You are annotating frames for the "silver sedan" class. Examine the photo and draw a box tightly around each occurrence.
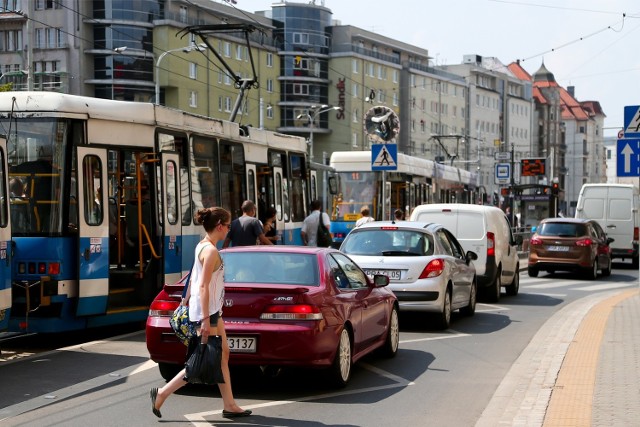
[340,221,478,329]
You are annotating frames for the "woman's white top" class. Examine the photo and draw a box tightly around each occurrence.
[189,241,225,322]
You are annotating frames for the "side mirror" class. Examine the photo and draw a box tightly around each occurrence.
[465,251,478,264]
[606,237,615,245]
[372,274,390,287]
[328,176,338,195]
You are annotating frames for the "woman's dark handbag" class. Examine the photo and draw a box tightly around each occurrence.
[183,335,225,385]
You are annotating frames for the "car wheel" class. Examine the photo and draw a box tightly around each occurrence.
[158,363,182,382]
[506,265,520,296]
[381,306,399,358]
[460,278,477,316]
[528,266,539,277]
[601,257,612,277]
[584,260,598,280]
[485,269,501,303]
[438,287,452,329]
[330,328,352,388]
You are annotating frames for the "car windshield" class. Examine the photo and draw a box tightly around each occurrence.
[538,223,587,237]
[342,229,434,256]
[222,252,319,286]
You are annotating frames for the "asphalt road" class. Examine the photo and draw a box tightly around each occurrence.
[0,262,637,427]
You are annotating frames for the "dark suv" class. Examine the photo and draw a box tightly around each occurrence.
[528,218,613,279]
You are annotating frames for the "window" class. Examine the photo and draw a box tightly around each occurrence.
[352,59,359,74]
[189,63,197,79]
[224,96,232,112]
[266,79,273,93]
[266,52,273,67]
[179,5,187,22]
[189,91,197,108]
[266,105,273,119]
[393,70,398,83]
[236,45,243,60]
[293,33,309,45]
[83,155,103,226]
[352,132,358,148]
[35,28,43,49]
[352,83,359,98]
[293,84,309,95]
[289,154,305,222]
[36,0,61,9]
[223,42,231,57]
[165,160,178,225]
[393,92,398,106]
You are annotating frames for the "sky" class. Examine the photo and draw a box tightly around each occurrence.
[225,0,640,138]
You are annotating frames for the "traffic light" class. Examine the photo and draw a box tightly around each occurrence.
[551,182,559,195]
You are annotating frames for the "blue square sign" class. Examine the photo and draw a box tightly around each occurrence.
[371,143,398,171]
[617,138,640,177]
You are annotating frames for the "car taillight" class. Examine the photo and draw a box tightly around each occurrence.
[260,304,323,320]
[487,232,495,257]
[575,238,593,247]
[419,259,445,279]
[148,300,179,317]
[529,236,543,246]
[634,227,639,241]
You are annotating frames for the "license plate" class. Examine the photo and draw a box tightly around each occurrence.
[547,245,570,252]
[365,269,401,280]
[227,336,257,353]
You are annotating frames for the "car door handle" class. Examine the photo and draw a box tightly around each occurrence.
[606,225,616,228]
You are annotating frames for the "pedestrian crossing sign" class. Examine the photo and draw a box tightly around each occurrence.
[624,105,640,138]
[371,143,397,171]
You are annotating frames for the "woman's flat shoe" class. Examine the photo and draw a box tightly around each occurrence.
[222,409,252,418]
[150,387,162,418]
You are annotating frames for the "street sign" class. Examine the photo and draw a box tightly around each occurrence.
[495,162,510,184]
[623,105,640,138]
[371,143,398,171]
[494,152,511,160]
[617,138,640,177]
[521,158,546,176]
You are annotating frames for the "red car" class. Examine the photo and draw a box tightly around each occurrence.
[146,246,399,387]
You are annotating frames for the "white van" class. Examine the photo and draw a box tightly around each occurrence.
[575,184,639,267]
[410,204,519,301]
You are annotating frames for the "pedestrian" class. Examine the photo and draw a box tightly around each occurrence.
[301,200,331,246]
[222,200,272,247]
[150,207,251,420]
[355,205,375,227]
[262,206,279,244]
[394,209,405,221]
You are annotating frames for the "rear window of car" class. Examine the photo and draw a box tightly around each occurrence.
[342,229,434,256]
[222,252,319,286]
[537,223,587,237]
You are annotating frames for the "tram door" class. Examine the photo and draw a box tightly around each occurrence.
[246,165,258,217]
[0,137,11,330]
[161,153,182,285]
[76,147,109,316]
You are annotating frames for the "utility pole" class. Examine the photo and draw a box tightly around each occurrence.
[510,142,515,226]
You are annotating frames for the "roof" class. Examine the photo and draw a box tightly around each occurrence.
[539,217,591,224]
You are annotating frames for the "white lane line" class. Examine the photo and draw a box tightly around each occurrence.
[526,281,585,289]
[184,364,414,426]
[0,359,157,422]
[400,332,470,345]
[476,303,510,312]
[525,293,567,297]
[573,282,636,292]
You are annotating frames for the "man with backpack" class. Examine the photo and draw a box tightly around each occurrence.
[301,200,332,247]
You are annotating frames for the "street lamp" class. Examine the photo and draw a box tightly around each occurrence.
[112,46,127,99]
[155,43,207,106]
[297,104,341,163]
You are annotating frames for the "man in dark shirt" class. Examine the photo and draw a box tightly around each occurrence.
[223,200,273,247]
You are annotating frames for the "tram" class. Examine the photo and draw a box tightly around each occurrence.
[0,92,318,334]
[329,150,478,246]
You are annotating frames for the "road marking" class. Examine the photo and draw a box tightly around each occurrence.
[572,282,635,292]
[184,363,414,426]
[476,303,510,312]
[400,332,470,345]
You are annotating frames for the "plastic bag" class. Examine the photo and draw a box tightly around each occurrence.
[183,335,225,384]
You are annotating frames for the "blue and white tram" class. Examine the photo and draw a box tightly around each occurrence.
[328,150,477,246]
[0,92,311,333]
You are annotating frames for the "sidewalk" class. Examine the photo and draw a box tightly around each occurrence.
[478,282,640,426]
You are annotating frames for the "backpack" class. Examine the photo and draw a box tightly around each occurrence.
[316,213,332,247]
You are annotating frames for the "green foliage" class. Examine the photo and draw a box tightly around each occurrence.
[0,83,13,92]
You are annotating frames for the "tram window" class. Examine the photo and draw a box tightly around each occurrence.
[83,155,103,226]
[165,160,178,225]
[289,154,305,222]
[275,172,283,221]
[192,136,220,209]
[180,166,191,225]
[0,148,8,227]
[220,142,245,217]
[247,169,256,209]
[310,175,317,202]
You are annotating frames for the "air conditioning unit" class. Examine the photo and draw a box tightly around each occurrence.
[463,54,482,65]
